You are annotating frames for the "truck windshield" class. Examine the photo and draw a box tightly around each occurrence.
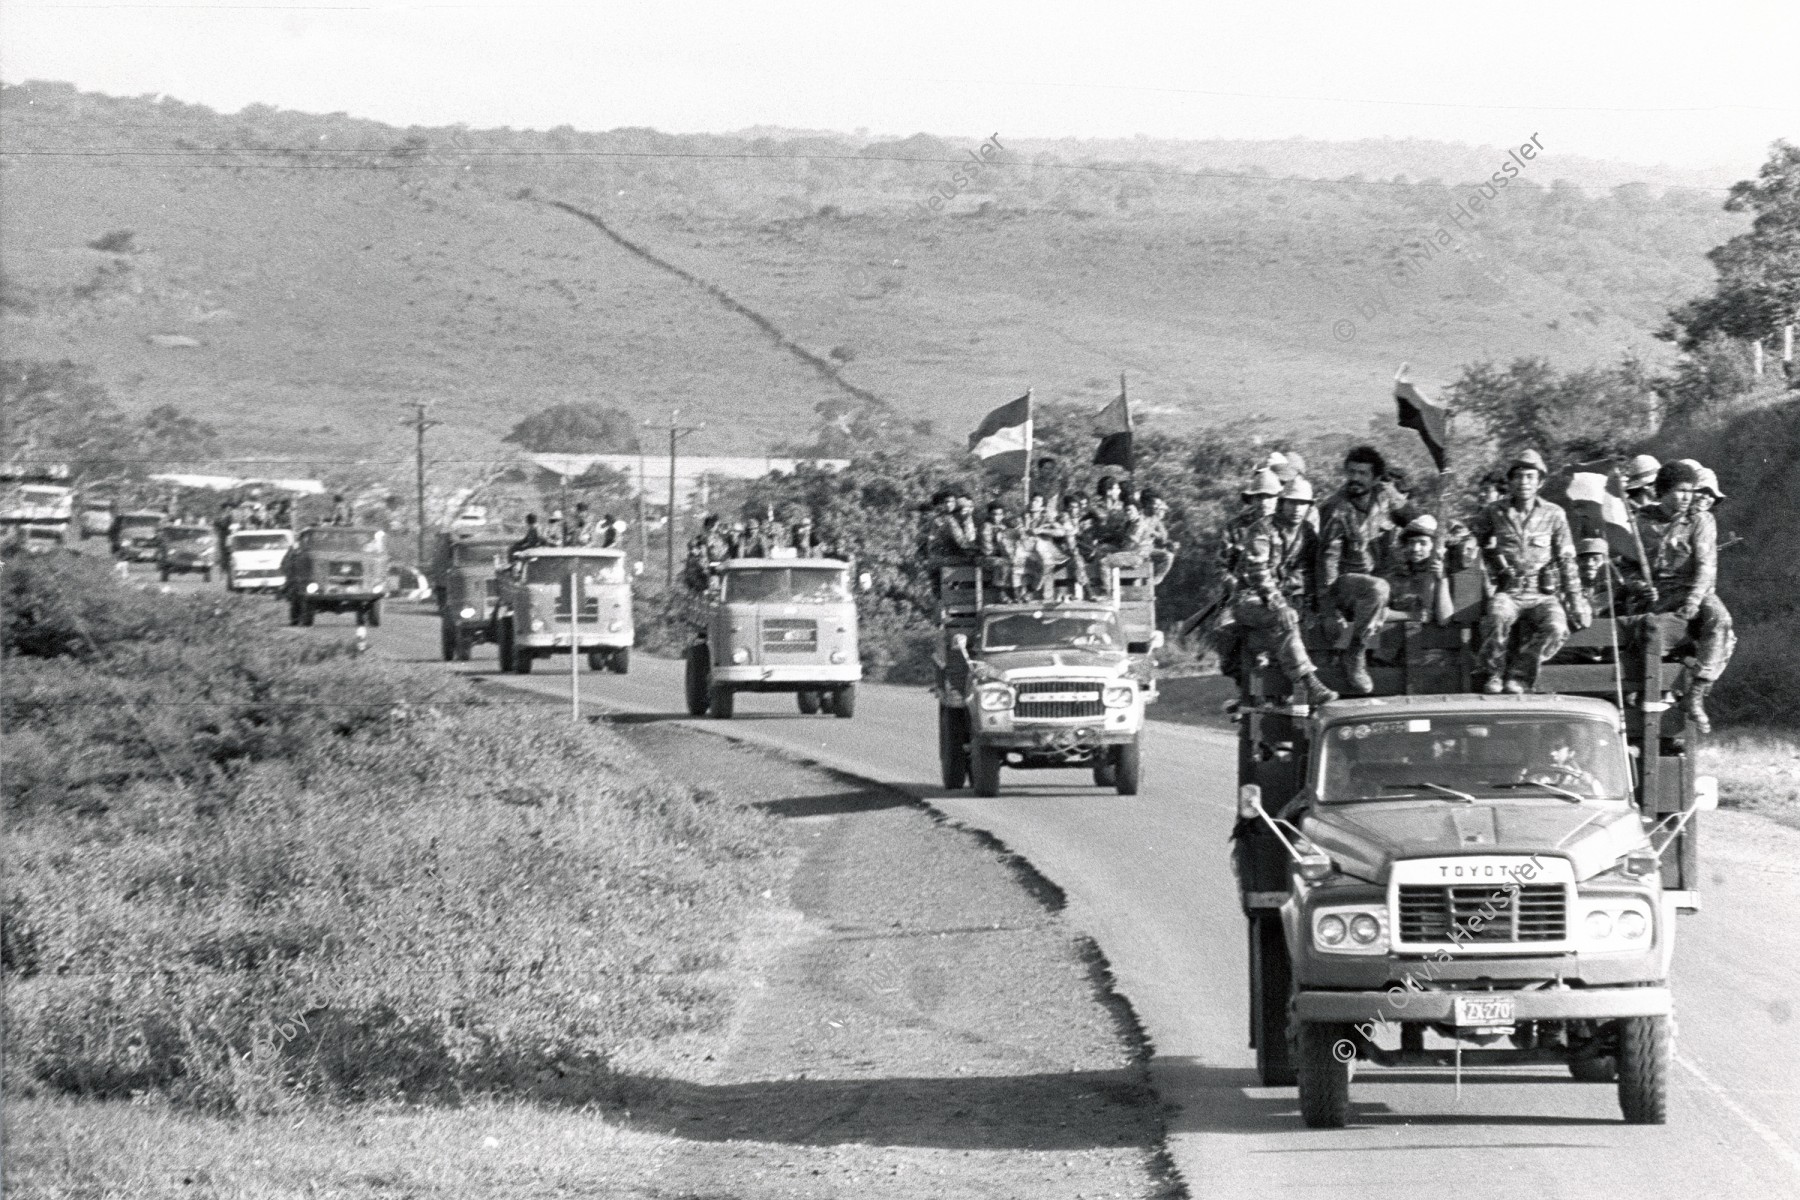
[522,557,625,585]
[230,533,291,551]
[452,542,508,567]
[1317,714,1629,803]
[120,517,161,532]
[723,567,848,603]
[165,529,213,545]
[981,611,1120,651]
[304,530,384,554]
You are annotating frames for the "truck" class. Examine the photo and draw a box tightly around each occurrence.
[493,546,633,675]
[1,481,75,532]
[78,497,115,540]
[933,562,1159,797]
[434,532,512,662]
[283,527,389,626]
[225,527,296,593]
[1232,565,1711,1127]
[156,524,219,581]
[111,511,165,562]
[683,557,863,719]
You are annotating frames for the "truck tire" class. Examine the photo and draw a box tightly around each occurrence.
[202,568,213,583]
[797,689,821,714]
[441,622,456,662]
[608,647,630,675]
[1092,755,1118,788]
[832,684,856,719]
[288,597,302,627]
[710,685,735,719]
[159,567,170,582]
[1114,741,1142,795]
[938,708,970,789]
[1296,1020,1353,1129]
[1617,1016,1670,1124]
[1250,915,1297,1087]
[971,741,1002,797]
[297,602,314,628]
[455,632,472,663]
[586,650,606,671]
[684,646,711,716]
[497,624,514,673]
[512,641,533,675]
[366,600,382,628]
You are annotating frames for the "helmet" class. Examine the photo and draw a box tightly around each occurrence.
[1625,454,1662,490]
[1577,537,1609,556]
[1695,467,1726,500]
[1241,467,1282,497]
[1507,448,1549,477]
[1279,476,1314,503]
[1401,514,1438,539]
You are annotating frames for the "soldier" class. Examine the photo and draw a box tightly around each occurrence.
[1623,460,1734,732]
[790,513,823,556]
[509,513,547,559]
[1690,464,1725,515]
[1141,492,1179,583]
[1215,468,1337,706]
[328,493,354,526]
[976,500,1018,597]
[1470,449,1590,693]
[1575,536,1625,619]
[1623,454,1662,512]
[1317,445,1407,695]
[733,516,770,560]
[598,512,625,548]
[683,514,726,590]
[928,492,977,564]
[564,502,593,546]
[1380,514,1453,626]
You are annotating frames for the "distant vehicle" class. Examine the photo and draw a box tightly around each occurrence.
[78,498,115,540]
[1,482,74,530]
[452,506,489,528]
[157,524,219,582]
[283,527,389,626]
[386,564,433,603]
[226,528,296,593]
[493,546,633,675]
[111,511,166,562]
[434,533,511,662]
[16,523,67,555]
[684,557,863,719]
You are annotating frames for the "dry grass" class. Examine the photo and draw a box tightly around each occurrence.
[1701,729,1800,830]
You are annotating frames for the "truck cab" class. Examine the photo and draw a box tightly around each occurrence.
[683,558,863,719]
[78,498,115,540]
[434,533,511,662]
[111,511,165,562]
[226,528,295,593]
[283,527,388,626]
[934,565,1157,797]
[1234,566,1709,1128]
[493,546,633,675]
[156,524,219,582]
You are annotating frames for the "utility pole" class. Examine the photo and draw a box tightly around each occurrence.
[401,401,441,564]
[642,410,704,588]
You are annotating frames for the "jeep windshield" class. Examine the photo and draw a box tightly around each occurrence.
[229,533,291,551]
[522,556,626,586]
[1317,714,1629,803]
[722,567,848,604]
[981,611,1120,652]
[303,529,384,554]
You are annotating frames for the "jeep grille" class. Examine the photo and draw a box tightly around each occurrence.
[1398,884,1566,943]
[1014,680,1104,721]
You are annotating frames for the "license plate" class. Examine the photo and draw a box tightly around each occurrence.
[1452,995,1514,1026]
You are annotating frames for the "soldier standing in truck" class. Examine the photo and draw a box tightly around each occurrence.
[1317,445,1407,696]
[1470,449,1590,693]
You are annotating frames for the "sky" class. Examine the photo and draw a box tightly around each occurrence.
[3,0,1797,173]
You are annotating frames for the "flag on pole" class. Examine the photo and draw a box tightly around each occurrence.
[1393,364,1449,472]
[968,392,1032,477]
[1094,375,1134,469]
[1566,467,1641,565]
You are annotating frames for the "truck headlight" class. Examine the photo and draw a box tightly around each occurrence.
[1102,685,1135,707]
[977,685,1014,711]
[607,619,622,632]
[732,647,750,664]
[1350,914,1381,945]
[1617,910,1648,940]
[460,606,476,619]
[1312,905,1388,954]
[530,619,545,632]
[829,650,847,664]
[1318,916,1347,946]
[306,582,320,593]
[1577,897,1652,950]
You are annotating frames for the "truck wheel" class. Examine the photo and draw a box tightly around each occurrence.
[512,641,533,675]
[1617,1016,1670,1124]
[440,623,456,662]
[1296,1020,1353,1129]
[202,568,213,583]
[298,602,314,628]
[970,741,1002,797]
[1092,754,1118,788]
[497,624,514,673]
[1250,915,1296,1087]
[832,685,856,719]
[366,600,382,628]
[288,597,302,627]
[1113,741,1142,796]
[1569,1054,1618,1082]
[608,647,630,675]
[159,567,170,582]
[938,708,970,789]
[684,646,711,716]
[455,632,472,663]
[710,685,735,719]
[797,689,821,714]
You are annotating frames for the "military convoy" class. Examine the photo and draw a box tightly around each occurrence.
[684,557,862,718]
[1232,563,1708,1127]
[494,546,634,675]
[156,524,219,581]
[225,528,294,592]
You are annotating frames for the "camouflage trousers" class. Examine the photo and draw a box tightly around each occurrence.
[1216,597,1318,685]
[1655,593,1736,682]
[1478,591,1568,682]
[1327,573,1390,648]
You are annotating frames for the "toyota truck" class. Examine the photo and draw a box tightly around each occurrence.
[1233,566,1709,1128]
[226,528,296,593]
[494,546,633,674]
[684,557,862,718]
[934,564,1157,797]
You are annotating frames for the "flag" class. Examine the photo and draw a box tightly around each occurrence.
[1566,469,1641,565]
[1394,368,1449,472]
[968,392,1032,476]
[1093,376,1133,469]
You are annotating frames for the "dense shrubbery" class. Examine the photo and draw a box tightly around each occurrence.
[2,555,785,1112]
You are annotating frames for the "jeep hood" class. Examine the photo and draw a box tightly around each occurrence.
[1300,801,1651,884]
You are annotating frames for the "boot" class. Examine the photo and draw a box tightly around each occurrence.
[1682,680,1713,734]
[1502,677,1527,694]
[1482,675,1505,695]
[1298,673,1339,707]
[1342,646,1373,696]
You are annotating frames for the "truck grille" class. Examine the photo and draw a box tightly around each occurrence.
[1398,884,1566,943]
[327,560,363,582]
[762,619,817,654]
[1014,680,1104,721]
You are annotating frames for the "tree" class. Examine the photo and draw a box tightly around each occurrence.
[1664,140,1800,352]
[1447,356,1659,466]
[500,403,641,454]
[2,359,221,481]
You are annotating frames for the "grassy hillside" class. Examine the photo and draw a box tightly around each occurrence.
[1,81,1748,475]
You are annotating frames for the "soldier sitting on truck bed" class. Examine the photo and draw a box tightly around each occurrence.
[1620,459,1734,733]
[976,500,1019,599]
[1317,445,1409,696]
[1470,449,1591,693]
[1214,467,1337,707]
[1380,513,1453,627]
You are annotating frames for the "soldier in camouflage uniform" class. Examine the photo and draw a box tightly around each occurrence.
[1317,445,1408,695]
[1382,514,1453,626]
[1470,449,1590,692]
[1215,468,1336,706]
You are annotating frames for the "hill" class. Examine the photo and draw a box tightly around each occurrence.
[0,81,1750,478]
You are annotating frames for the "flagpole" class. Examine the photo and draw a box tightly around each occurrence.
[1022,388,1033,514]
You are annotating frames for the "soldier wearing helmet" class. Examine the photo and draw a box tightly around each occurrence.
[1574,535,1625,619]
[1469,448,1589,693]
[1381,514,1452,625]
[1623,454,1662,512]
[1214,466,1336,707]
[1691,464,1726,514]
[1316,445,1408,694]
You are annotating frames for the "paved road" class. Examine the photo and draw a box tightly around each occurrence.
[296,596,1799,1198]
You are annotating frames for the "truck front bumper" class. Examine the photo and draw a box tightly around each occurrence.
[1296,986,1671,1023]
[520,630,632,650]
[977,724,1139,750]
[713,664,862,685]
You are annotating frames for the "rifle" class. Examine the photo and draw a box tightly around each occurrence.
[1177,583,1234,641]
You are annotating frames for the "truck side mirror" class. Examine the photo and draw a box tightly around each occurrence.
[1692,775,1719,813]
[858,571,872,593]
[1150,630,1166,650]
[632,561,644,577]
[1238,783,1262,820]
